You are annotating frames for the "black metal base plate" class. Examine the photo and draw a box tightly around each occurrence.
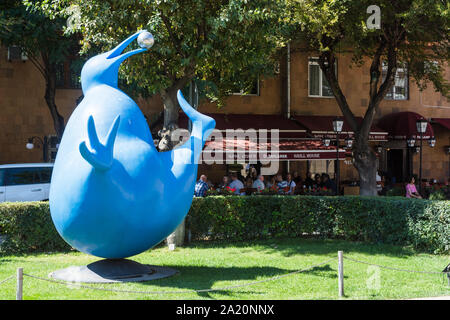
[49,259,178,283]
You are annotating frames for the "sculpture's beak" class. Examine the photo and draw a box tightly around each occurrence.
[106,30,148,64]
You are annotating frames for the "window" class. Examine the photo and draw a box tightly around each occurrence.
[423,60,438,73]
[308,57,336,97]
[55,63,65,88]
[47,135,59,162]
[7,46,28,61]
[56,59,82,89]
[232,78,260,96]
[38,167,53,184]
[4,168,39,186]
[274,61,280,75]
[382,62,408,100]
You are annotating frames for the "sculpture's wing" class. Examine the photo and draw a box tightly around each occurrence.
[79,115,121,171]
[159,90,215,178]
[177,90,215,147]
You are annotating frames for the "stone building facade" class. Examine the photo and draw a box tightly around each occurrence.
[0,45,449,186]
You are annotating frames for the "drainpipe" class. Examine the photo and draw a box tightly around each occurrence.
[285,43,291,174]
[286,42,291,119]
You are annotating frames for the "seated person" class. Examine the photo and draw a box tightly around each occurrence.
[229,173,245,195]
[304,172,314,188]
[322,173,336,194]
[244,177,255,195]
[405,176,422,199]
[194,175,209,197]
[314,173,322,188]
[285,173,296,195]
[218,175,230,190]
[252,175,265,192]
[276,173,288,194]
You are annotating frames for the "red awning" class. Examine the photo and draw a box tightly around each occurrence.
[202,138,346,161]
[178,113,346,161]
[377,112,434,140]
[432,118,450,130]
[292,115,388,141]
[178,113,307,139]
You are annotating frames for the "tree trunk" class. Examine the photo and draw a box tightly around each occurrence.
[158,76,192,151]
[318,38,397,196]
[159,78,192,246]
[158,87,180,151]
[353,136,378,196]
[43,61,65,141]
[160,88,185,245]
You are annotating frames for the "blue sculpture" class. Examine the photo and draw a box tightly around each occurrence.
[49,30,215,259]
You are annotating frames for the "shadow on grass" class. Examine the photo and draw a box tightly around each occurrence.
[138,263,335,298]
[0,236,422,261]
[184,237,417,259]
[301,264,339,279]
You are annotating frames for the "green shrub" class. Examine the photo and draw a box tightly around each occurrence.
[0,202,70,254]
[187,196,449,254]
[386,186,405,197]
[1,197,448,255]
[429,190,446,200]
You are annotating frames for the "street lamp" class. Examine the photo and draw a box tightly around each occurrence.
[406,137,417,178]
[375,145,383,154]
[333,117,344,195]
[333,117,344,133]
[26,136,48,162]
[407,136,416,148]
[323,137,331,147]
[416,118,428,195]
[428,136,436,148]
[345,136,353,149]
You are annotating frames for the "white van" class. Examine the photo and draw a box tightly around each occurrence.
[0,163,53,202]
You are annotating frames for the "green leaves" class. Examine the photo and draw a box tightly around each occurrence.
[0,0,77,66]
[287,0,450,98]
[56,0,287,102]
[0,202,71,254]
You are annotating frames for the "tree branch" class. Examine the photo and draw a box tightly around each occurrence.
[361,41,397,139]
[369,38,386,101]
[27,54,46,79]
[159,10,185,58]
[318,50,358,132]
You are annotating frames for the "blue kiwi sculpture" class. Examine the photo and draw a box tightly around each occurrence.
[49,30,215,259]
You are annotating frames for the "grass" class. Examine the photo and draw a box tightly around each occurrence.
[0,238,449,300]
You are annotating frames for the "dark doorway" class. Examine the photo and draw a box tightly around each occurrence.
[387,149,404,183]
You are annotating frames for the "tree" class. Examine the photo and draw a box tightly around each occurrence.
[288,0,450,195]
[59,0,287,150]
[0,0,79,140]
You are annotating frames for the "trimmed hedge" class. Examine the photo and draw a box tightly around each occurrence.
[0,196,448,255]
[0,202,71,254]
[187,196,450,254]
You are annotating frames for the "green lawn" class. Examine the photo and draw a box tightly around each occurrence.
[0,238,448,300]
